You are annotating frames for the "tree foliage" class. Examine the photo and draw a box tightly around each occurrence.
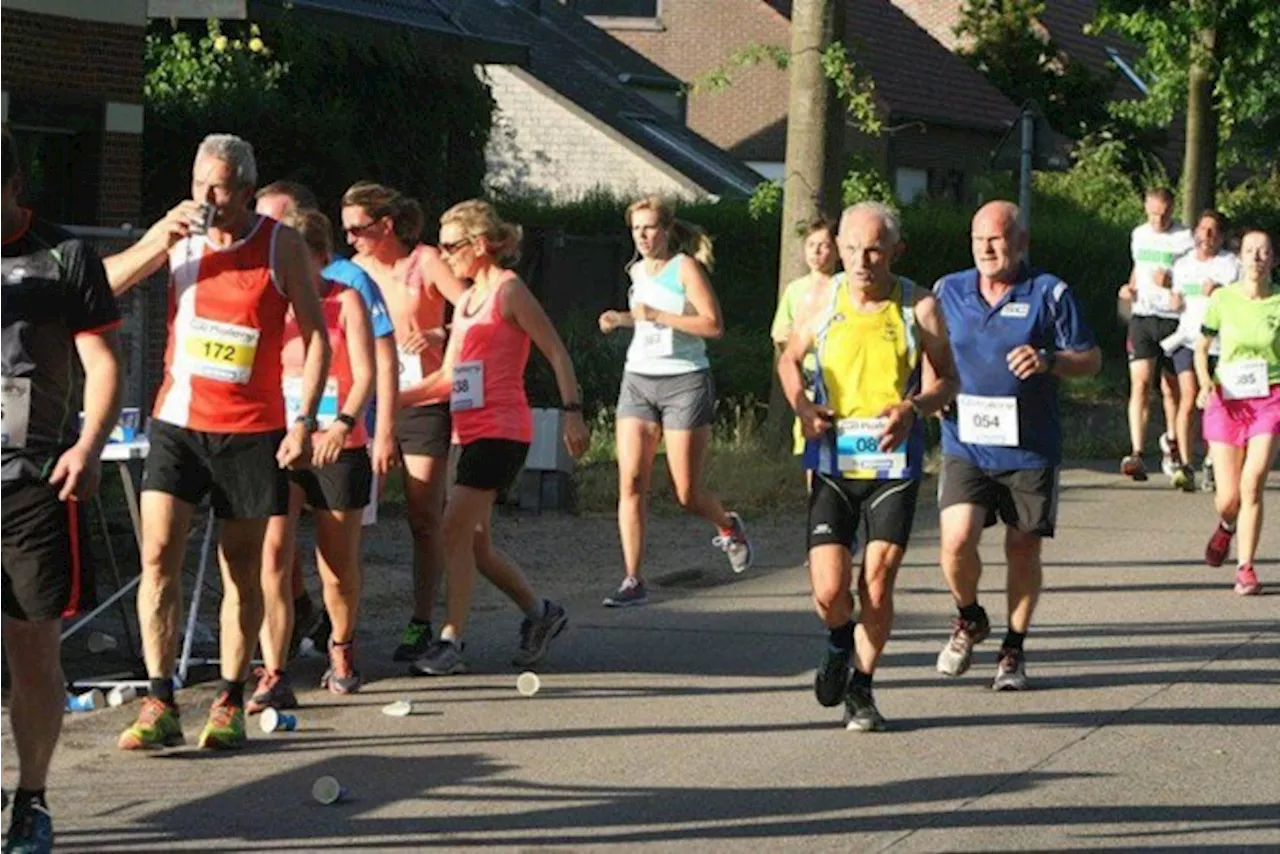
[1092,0,1280,170]
[144,16,493,228]
[956,0,1117,139]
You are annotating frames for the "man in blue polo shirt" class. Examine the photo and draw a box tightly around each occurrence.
[929,201,1101,691]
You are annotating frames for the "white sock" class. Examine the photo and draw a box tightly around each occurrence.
[524,599,548,620]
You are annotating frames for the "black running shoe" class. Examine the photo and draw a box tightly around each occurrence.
[814,644,852,708]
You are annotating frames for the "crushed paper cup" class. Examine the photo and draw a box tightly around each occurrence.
[381,698,413,717]
[260,708,297,733]
[312,776,347,805]
[516,671,541,697]
[107,685,138,707]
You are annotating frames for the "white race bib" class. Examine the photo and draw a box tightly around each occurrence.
[1219,359,1269,401]
[1,377,31,450]
[450,361,485,412]
[177,317,260,384]
[836,417,906,479]
[637,322,674,359]
[398,348,424,391]
[957,394,1019,447]
[283,377,340,429]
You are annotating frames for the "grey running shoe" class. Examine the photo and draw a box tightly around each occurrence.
[245,668,297,714]
[843,686,887,732]
[814,644,852,708]
[321,640,362,695]
[393,619,433,662]
[513,600,569,667]
[936,610,991,676]
[992,647,1029,691]
[712,512,753,574]
[603,577,648,608]
[408,639,466,676]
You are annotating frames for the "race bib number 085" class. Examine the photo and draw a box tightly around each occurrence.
[836,417,906,479]
[957,394,1019,447]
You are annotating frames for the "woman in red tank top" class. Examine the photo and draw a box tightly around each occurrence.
[405,200,590,677]
[255,209,376,709]
[340,182,468,663]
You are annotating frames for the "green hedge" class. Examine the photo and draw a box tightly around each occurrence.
[515,190,1135,412]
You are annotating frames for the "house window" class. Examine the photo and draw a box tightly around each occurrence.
[570,0,658,17]
[894,167,929,205]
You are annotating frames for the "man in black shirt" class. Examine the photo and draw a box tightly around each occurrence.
[1,126,122,853]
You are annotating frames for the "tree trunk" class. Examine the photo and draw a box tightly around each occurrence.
[765,0,846,453]
[1182,18,1218,224]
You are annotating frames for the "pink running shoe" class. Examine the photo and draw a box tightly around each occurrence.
[1234,565,1262,596]
[1205,523,1234,568]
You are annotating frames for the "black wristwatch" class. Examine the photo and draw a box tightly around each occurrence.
[294,414,319,433]
[334,413,357,431]
[562,402,583,413]
[1038,348,1057,374]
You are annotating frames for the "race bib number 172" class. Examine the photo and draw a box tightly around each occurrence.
[179,318,259,384]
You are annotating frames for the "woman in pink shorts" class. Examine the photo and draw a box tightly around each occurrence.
[1195,228,1280,595]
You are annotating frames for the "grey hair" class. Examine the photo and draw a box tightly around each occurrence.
[841,201,902,246]
[195,133,257,188]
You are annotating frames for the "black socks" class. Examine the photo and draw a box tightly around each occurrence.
[1002,630,1026,651]
[149,677,175,706]
[959,601,985,624]
[219,679,244,706]
[828,620,855,651]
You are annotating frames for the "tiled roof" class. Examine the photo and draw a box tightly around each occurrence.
[767,0,1020,132]
[453,0,766,197]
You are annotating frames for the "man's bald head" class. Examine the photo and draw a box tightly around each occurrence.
[971,201,1027,283]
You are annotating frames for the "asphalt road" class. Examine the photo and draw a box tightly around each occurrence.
[5,463,1278,852]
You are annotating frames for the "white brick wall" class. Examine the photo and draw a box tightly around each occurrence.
[482,65,703,201]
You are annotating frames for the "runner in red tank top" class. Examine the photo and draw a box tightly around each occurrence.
[104,134,331,752]
[406,200,589,677]
[341,182,467,663]
[252,209,375,711]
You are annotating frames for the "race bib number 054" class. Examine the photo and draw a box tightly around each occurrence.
[836,417,906,479]
[179,318,259,384]
[957,394,1019,447]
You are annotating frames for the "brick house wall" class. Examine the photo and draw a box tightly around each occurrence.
[483,65,705,201]
[605,0,791,162]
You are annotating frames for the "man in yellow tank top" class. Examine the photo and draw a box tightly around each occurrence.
[778,202,959,731]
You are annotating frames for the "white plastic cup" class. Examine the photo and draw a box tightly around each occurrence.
[298,637,321,659]
[260,708,298,733]
[66,689,104,712]
[87,631,118,654]
[107,685,138,707]
[381,699,413,717]
[516,671,541,697]
[312,776,347,805]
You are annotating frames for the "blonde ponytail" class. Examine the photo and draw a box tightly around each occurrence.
[671,219,714,272]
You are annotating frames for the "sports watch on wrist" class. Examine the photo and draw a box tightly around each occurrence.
[335,413,357,431]
[294,414,318,433]
[1037,348,1057,374]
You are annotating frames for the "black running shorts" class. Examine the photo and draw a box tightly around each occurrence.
[937,454,1060,538]
[455,439,529,493]
[396,403,451,459]
[290,447,373,511]
[807,472,921,552]
[142,420,288,520]
[2,479,93,621]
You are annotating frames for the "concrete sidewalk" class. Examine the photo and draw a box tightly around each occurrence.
[6,464,1279,852]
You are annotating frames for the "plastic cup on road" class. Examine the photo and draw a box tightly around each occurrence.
[107,685,138,707]
[312,776,347,805]
[66,689,104,713]
[260,708,298,734]
[87,631,118,654]
[381,698,413,717]
[516,671,541,697]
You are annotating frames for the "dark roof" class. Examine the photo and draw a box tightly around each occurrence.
[768,0,1020,133]
[451,0,766,197]
[241,0,529,64]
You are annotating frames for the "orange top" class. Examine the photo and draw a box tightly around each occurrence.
[392,244,448,406]
[152,216,290,433]
[447,279,532,446]
[282,280,368,449]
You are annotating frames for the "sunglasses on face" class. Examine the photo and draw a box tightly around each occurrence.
[344,221,379,237]
[439,237,473,255]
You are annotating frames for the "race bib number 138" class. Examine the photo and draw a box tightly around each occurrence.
[450,361,485,412]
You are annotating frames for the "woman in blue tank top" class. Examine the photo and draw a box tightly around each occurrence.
[597,196,753,607]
